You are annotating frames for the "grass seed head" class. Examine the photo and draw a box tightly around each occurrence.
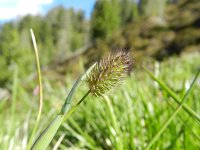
[86,49,133,97]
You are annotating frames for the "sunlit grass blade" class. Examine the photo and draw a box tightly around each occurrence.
[10,65,18,134]
[145,70,200,150]
[143,66,200,123]
[27,29,43,150]
[52,133,65,150]
[104,95,123,150]
[123,90,134,149]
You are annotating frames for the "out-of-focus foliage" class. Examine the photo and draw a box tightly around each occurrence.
[0,23,21,84]
[120,0,139,25]
[0,7,88,85]
[91,0,121,40]
[139,0,167,17]
[87,0,200,66]
[0,0,199,86]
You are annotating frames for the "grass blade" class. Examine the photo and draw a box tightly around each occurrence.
[104,95,123,150]
[145,70,200,150]
[143,67,200,123]
[31,114,64,150]
[27,29,43,150]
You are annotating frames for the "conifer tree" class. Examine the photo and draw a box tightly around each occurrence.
[91,0,121,40]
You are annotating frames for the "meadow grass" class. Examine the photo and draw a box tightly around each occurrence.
[0,52,199,149]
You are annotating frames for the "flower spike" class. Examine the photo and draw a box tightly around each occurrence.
[86,49,133,97]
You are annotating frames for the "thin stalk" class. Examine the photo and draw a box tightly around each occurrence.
[61,63,96,115]
[10,65,18,136]
[145,70,199,150]
[27,29,43,150]
[104,96,123,150]
[76,90,91,105]
[63,90,91,122]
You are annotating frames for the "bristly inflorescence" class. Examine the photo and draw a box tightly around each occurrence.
[86,49,133,97]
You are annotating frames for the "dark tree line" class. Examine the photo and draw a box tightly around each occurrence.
[0,0,177,85]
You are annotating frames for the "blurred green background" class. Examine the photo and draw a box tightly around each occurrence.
[0,0,199,149]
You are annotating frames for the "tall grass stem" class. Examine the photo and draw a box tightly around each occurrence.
[104,96,123,150]
[27,29,43,150]
[10,65,18,137]
[63,90,91,122]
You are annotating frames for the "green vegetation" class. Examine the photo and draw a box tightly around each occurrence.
[0,51,199,149]
[91,0,121,40]
[0,0,200,149]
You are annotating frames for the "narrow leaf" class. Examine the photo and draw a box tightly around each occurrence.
[143,67,200,123]
[145,69,200,150]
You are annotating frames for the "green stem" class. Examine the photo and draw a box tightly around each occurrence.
[76,90,91,105]
[63,90,91,122]
[104,96,123,150]
[10,65,18,136]
[27,29,43,150]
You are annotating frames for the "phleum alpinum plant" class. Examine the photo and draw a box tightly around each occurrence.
[27,30,200,150]
[29,38,133,150]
